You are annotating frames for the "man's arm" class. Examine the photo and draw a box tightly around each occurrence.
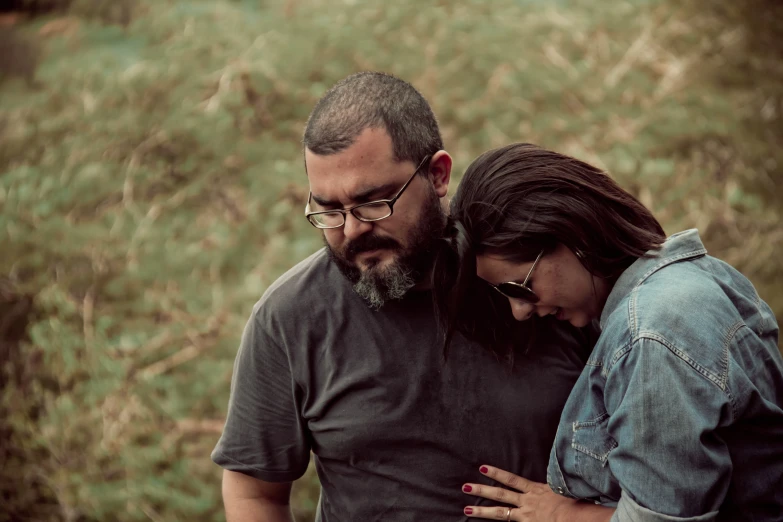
[213,309,311,521]
[222,470,294,522]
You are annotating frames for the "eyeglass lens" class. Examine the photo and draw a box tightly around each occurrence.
[308,201,392,227]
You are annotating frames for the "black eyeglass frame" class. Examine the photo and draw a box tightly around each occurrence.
[488,249,544,303]
[304,155,431,229]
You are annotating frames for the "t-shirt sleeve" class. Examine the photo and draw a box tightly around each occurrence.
[211,306,310,482]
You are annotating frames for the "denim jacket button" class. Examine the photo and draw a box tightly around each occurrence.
[557,487,564,494]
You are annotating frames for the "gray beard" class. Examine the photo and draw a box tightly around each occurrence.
[351,260,416,310]
[325,182,447,310]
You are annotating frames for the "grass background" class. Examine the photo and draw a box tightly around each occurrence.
[1,0,780,520]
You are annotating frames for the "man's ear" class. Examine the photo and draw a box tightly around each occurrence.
[427,150,452,198]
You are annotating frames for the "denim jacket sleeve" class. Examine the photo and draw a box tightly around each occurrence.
[604,337,731,521]
[611,492,718,522]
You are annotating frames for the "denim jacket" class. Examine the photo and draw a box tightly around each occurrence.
[546,229,783,521]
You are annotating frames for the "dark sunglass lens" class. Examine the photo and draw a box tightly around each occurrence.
[497,283,539,303]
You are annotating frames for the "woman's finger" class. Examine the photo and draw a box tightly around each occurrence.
[479,465,537,493]
[464,505,516,520]
[462,483,523,505]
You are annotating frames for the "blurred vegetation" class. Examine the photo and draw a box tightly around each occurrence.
[0,0,780,520]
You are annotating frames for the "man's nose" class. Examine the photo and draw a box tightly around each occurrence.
[343,213,373,241]
[508,299,535,322]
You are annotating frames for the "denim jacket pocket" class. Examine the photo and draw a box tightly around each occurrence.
[571,412,622,500]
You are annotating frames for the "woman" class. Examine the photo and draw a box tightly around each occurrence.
[435,143,783,521]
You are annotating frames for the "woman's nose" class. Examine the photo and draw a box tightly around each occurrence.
[508,299,535,322]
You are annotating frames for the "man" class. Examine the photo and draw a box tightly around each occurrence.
[212,72,591,521]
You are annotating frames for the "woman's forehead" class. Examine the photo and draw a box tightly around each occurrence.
[476,254,533,282]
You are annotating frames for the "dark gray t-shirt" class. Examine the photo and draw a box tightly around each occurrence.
[212,249,589,521]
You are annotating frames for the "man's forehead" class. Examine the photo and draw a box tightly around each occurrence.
[305,153,409,205]
[307,168,404,207]
[306,151,396,180]
[304,126,396,171]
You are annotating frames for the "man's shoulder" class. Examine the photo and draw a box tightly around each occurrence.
[250,248,353,323]
[265,247,331,292]
[257,247,340,303]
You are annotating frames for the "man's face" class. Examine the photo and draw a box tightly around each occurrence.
[305,127,448,308]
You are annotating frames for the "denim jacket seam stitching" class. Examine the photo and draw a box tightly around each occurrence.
[722,321,746,420]
[752,289,767,332]
[573,412,610,428]
[608,340,633,370]
[571,442,616,463]
[635,332,731,395]
[628,287,638,339]
[719,322,744,387]
[571,413,616,466]
[620,248,707,349]
[549,424,577,498]
[632,248,708,288]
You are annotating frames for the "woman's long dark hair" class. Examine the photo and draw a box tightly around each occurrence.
[433,143,666,360]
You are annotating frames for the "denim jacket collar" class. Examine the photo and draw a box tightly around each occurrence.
[599,229,709,329]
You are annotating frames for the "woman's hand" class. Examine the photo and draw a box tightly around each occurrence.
[461,465,581,522]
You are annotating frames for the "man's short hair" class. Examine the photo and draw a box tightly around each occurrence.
[303,71,443,165]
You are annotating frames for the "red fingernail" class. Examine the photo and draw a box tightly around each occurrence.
[463,484,472,492]
[464,507,474,515]
[480,466,488,474]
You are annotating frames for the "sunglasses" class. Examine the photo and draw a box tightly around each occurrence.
[488,250,544,303]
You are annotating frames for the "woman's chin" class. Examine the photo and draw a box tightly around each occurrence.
[567,314,590,328]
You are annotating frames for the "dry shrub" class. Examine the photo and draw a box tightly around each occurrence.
[0,1,780,521]
[655,0,783,315]
[0,28,40,84]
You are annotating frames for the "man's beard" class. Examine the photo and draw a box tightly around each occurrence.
[326,188,446,310]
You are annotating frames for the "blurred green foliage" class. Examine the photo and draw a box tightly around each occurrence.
[0,0,780,520]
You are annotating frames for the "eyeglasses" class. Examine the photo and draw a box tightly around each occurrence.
[305,156,431,229]
[488,250,544,303]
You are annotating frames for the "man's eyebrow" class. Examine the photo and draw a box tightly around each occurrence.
[311,182,399,208]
